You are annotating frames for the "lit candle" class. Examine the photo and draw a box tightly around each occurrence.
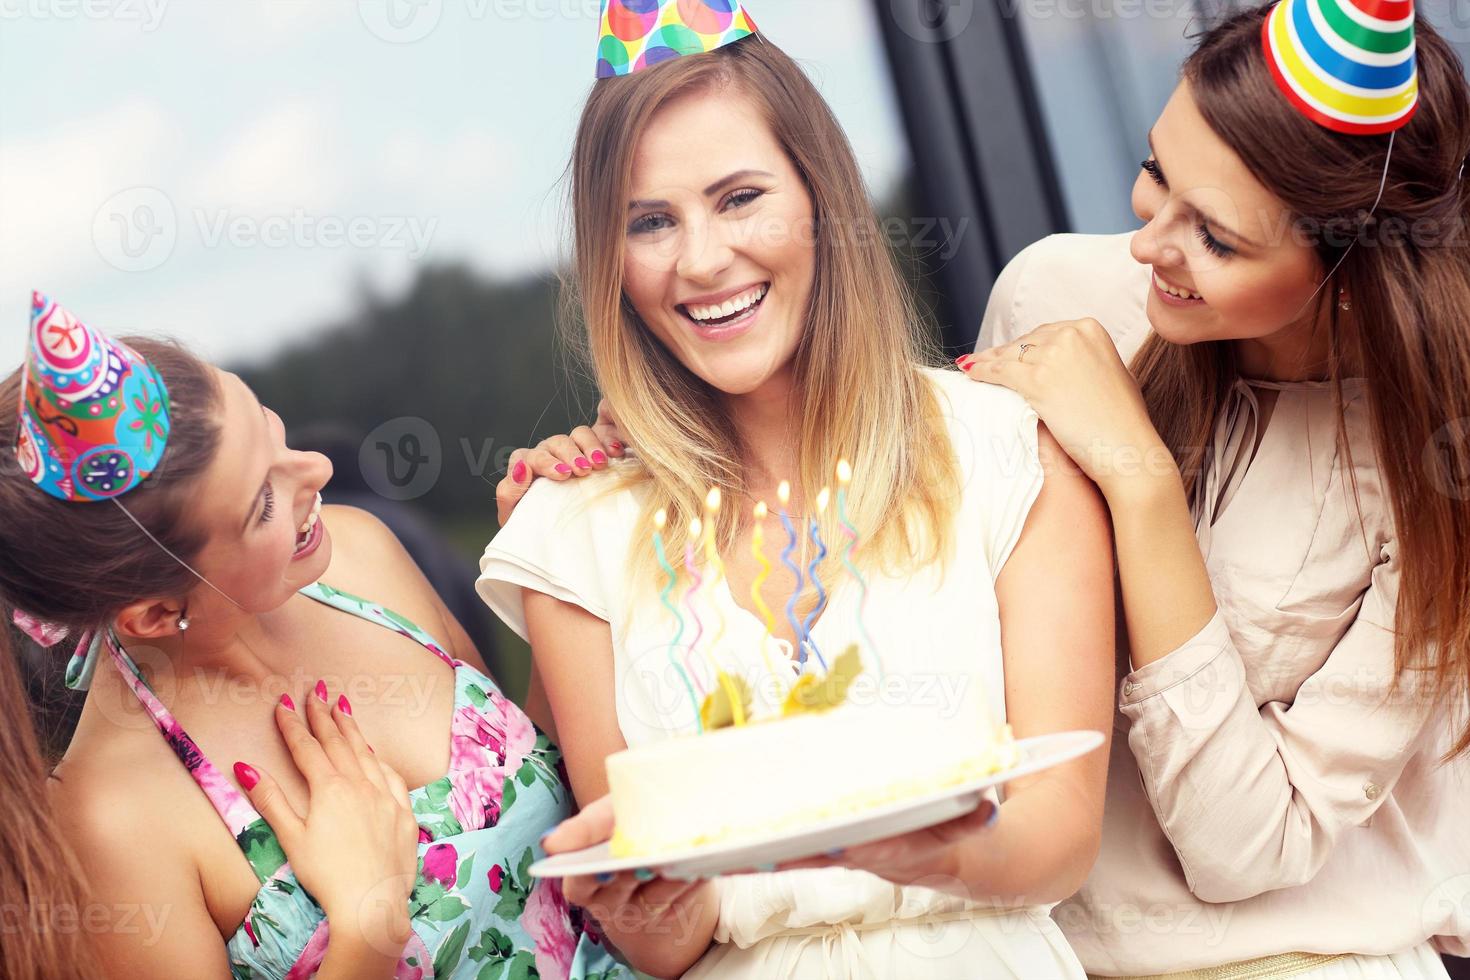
[682,517,708,693]
[703,488,728,667]
[654,509,702,730]
[702,488,746,727]
[802,487,830,671]
[749,501,784,687]
[836,459,882,679]
[777,480,808,665]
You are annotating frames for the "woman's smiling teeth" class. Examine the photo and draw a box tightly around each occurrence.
[297,493,322,540]
[681,283,769,325]
[1154,272,1203,301]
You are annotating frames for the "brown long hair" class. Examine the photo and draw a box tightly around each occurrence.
[564,37,960,590]
[0,338,219,977]
[1134,6,1470,757]
[0,625,103,979]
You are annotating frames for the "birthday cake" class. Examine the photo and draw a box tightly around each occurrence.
[605,646,1017,858]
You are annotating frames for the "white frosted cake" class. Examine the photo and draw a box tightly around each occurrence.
[605,653,1016,858]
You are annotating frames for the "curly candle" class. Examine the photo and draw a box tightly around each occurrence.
[703,488,729,666]
[701,488,746,727]
[682,517,708,694]
[777,480,809,665]
[836,459,882,679]
[802,487,830,671]
[654,509,702,731]
[750,500,785,689]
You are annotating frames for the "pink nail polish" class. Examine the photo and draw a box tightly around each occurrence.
[575,456,591,469]
[610,442,623,452]
[234,762,260,790]
[338,694,352,716]
[555,463,572,475]
[279,693,295,710]
[591,451,607,465]
[314,679,327,702]
[512,461,527,483]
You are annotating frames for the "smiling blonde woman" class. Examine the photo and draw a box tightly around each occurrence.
[478,10,1118,979]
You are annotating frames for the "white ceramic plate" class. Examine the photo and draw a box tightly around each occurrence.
[529,729,1104,880]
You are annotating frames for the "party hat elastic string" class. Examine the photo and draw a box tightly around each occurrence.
[109,497,244,609]
[1287,130,1396,324]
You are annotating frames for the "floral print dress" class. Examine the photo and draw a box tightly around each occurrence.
[101,580,631,980]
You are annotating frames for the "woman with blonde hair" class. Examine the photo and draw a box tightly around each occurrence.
[520,2,1470,976]
[478,4,1117,977]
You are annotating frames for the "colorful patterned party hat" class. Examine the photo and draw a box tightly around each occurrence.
[596,0,758,78]
[16,292,171,502]
[1262,0,1418,135]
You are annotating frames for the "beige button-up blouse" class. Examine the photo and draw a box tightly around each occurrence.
[980,232,1470,975]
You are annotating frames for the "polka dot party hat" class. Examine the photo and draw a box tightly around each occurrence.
[1262,0,1418,134]
[597,0,759,78]
[16,292,171,502]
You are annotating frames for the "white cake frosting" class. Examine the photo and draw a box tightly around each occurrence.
[606,690,1015,858]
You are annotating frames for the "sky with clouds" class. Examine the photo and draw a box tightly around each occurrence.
[0,0,911,367]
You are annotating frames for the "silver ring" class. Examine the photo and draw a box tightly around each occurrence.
[1018,343,1036,363]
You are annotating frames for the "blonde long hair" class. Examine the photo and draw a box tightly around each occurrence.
[562,37,960,592]
[1139,8,1470,758]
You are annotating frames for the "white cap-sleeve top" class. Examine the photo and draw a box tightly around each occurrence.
[478,367,1091,978]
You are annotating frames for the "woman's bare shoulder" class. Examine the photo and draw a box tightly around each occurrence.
[316,504,462,651]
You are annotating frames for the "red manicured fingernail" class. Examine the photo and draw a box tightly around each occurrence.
[555,463,572,475]
[957,354,975,369]
[314,679,327,702]
[279,693,295,710]
[610,441,623,452]
[575,456,591,469]
[337,694,352,716]
[591,451,606,465]
[512,461,527,483]
[234,762,260,790]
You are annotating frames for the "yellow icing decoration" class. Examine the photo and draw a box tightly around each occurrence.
[782,644,863,716]
[700,671,753,730]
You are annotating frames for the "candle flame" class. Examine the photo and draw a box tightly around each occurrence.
[754,500,768,520]
[816,487,831,512]
[837,459,852,485]
[777,480,791,506]
[655,508,667,530]
[705,487,722,512]
[690,517,702,536]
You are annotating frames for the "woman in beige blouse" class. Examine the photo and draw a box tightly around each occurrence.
[498,6,1470,979]
[958,8,1470,980]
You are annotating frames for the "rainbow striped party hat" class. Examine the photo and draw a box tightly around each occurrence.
[596,0,758,78]
[1262,0,1418,135]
